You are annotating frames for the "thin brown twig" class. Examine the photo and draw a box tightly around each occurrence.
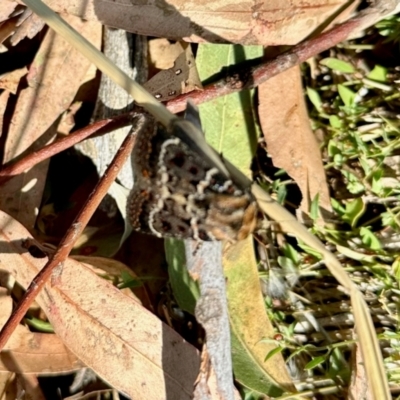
[0,111,136,186]
[166,0,398,113]
[0,116,144,351]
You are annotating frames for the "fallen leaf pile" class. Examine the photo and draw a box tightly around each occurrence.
[0,0,397,399]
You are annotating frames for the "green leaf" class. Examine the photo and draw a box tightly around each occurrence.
[306,87,323,112]
[226,240,290,395]
[342,170,365,194]
[360,227,382,250]
[165,238,200,315]
[24,317,54,333]
[297,243,323,259]
[320,57,355,73]
[333,153,344,167]
[371,170,384,195]
[338,84,356,107]
[328,141,341,158]
[359,158,372,175]
[329,115,342,128]
[282,243,300,264]
[277,184,288,205]
[367,65,387,83]
[391,257,400,281]
[305,356,326,370]
[381,211,396,229]
[331,198,346,214]
[166,45,263,315]
[264,346,284,362]
[328,348,350,382]
[343,198,365,228]
[277,256,296,271]
[310,193,320,221]
[196,44,263,173]
[119,271,143,289]
[231,330,283,396]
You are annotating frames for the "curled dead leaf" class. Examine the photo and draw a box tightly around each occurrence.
[21,0,351,45]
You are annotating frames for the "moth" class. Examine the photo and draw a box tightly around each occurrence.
[127,104,257,242]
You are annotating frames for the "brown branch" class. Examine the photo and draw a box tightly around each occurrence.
[0,116,144,351]
[166,0,398,113]
[0,111,136,186]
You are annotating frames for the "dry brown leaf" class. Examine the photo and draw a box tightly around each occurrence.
[0,1,18,23]
[0,288,12,326]
[26,0,349,46]
[0,212,200,399]
[0,287,83,375]
[0,91,10,134]
[72,255,151,306]
[56,101,83,136]
[12,374,45,400]
[258,66,331,215]
[10,8,45,45]
[148,39,185,71]
[0,15,101,230]
[0,290,46,399]
[144,44,202,102]
[0,15,19,45]
[1,330,84,375]
[72,255,135,278]
[0,373,45,400]
[0,67,27,93]
[0,371,17,400]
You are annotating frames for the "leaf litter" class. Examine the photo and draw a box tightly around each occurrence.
[0,211,200,399]
[0,1,399,399]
